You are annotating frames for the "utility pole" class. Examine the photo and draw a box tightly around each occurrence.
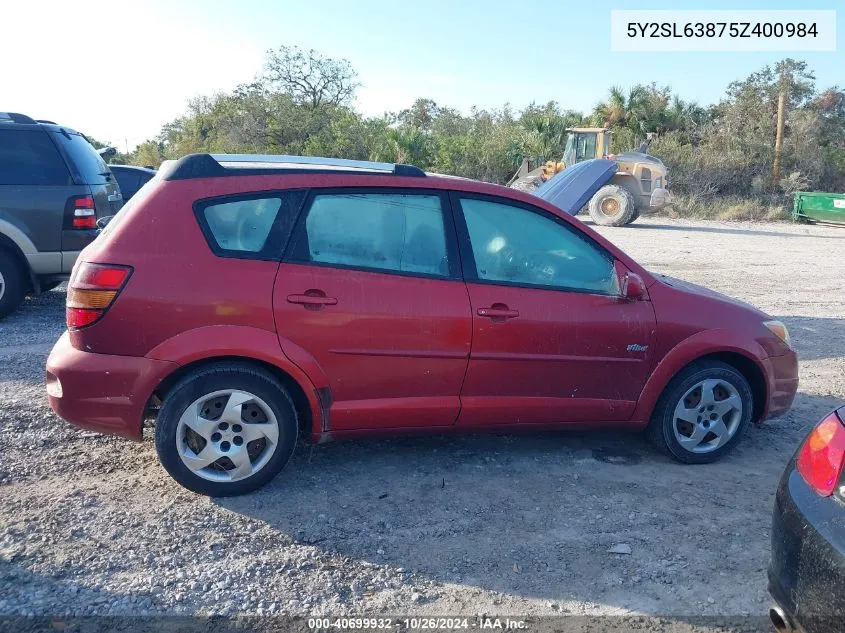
[772,72,788,186]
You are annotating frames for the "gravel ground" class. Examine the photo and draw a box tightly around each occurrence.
[1,217,843,626]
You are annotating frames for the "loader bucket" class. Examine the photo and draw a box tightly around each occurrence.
[533,158,617,216]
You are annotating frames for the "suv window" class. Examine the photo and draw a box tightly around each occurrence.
[194,190,305,259]
[113,169,141,196]
[290,193,450,277]
[0,129,70,185]
[51,131,109,184]
[458,197,617,294]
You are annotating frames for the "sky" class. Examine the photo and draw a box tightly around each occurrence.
[1,0,841,151]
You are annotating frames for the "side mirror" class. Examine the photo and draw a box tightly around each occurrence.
[622,272,646,300]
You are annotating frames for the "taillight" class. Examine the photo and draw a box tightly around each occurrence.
[66,262,132,329]
[796,411,845,496]
[67,195,97,229]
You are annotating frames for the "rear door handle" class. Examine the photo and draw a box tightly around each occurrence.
[287,294,338,306]
[477,306,519,319]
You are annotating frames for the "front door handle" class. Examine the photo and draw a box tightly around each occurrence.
[477,305,519,319]
[287,292,338,307]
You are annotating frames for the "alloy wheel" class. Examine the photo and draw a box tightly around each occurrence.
[175,389,280,482]
[672,378,743,454]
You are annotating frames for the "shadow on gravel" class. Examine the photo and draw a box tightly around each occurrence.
[0,558,156,616]
[217,392,842,614]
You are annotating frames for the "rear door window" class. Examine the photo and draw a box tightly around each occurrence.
[0,129,70,185]
[51,131,109,185]
[287,192,452,278]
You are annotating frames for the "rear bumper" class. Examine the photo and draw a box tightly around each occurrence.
[763,351,799,420]
[46,332,174,440]
[769,466,845,631]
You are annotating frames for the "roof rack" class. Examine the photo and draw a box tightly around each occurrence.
[0,112,37,124]
[162,153,426,181]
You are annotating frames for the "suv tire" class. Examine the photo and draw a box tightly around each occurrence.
[0,251,25,318]
[155,363,299,496]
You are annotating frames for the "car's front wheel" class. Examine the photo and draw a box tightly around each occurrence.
[647,360,753,464]
[155,363,299,496]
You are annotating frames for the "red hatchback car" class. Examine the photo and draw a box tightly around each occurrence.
[46,154,798,496]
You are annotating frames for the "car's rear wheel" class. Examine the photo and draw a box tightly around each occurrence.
[0,251,25,319]
[647,360,753,464]
[155,363,298,496]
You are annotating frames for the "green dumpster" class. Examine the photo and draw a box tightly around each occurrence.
[793,191,845,225]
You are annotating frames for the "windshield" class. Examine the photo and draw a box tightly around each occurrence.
[52,131,110,185]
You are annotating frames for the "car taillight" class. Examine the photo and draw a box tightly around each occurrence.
[66,194,98,229]
[796,411,845,496]
[66,262,132,329]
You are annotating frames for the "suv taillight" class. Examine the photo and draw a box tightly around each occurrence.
[66,262,132,329]
[796,411,845,496]
[67,195,97,229]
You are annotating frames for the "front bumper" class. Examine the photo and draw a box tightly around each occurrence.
[768,465,845,631]
[763,351,799,419]
[46,332,174,440]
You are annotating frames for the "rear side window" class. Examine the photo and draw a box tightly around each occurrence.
[51,132,109,184]
[0,129,70,185]
[289,193,450,277]
[113,169,141,196]
[195,191,305,260]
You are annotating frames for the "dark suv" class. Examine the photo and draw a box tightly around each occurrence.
[0,112,123,317]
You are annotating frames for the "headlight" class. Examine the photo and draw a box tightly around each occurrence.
[764,320,791,348]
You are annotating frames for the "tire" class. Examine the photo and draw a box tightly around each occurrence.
[0,251,25,319]
[588,184,637,226]
[646,360,753,464]
[155,363,299,496]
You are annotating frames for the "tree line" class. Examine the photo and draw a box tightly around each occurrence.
[114,46,844,205]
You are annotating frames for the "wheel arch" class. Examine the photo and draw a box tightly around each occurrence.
[0,232,35,293]
[633,332,770,425]
[145,326,329,441]
[151,356,318,439]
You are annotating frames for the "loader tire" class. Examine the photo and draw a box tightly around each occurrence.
[588,185,637,226]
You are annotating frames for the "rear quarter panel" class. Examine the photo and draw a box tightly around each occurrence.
[69,180,279,357]
[0,184,85,254]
